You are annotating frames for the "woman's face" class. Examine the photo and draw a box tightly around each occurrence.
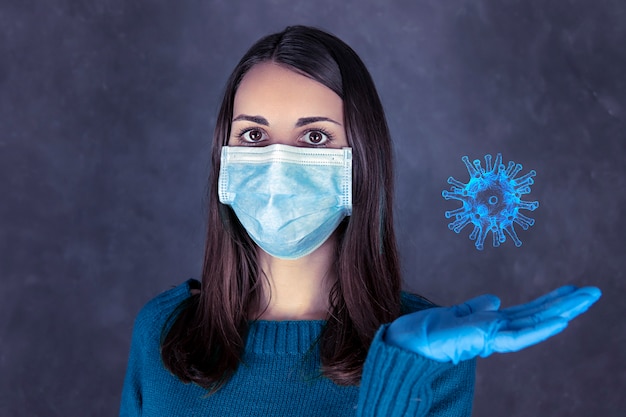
[228,62,349,148]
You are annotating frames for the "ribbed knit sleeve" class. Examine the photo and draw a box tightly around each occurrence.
[119,280,194,417]
[357,324,475,416]
[356,292,475,416]
[119,312,144,417]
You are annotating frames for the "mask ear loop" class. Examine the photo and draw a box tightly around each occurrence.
[342,148,353,215]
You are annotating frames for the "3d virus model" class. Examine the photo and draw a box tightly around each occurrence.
[441,153,539,250]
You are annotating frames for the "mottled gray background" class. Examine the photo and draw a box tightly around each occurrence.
[1,0,624,416]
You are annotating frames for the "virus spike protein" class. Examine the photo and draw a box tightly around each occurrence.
[442,153,539,250]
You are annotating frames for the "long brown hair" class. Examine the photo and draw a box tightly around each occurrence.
[161,25,403,393]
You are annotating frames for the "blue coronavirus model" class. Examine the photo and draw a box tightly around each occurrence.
[442,153,539,250]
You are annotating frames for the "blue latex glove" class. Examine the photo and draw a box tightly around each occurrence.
[385,286,601,364]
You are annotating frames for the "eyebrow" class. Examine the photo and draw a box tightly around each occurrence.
[232,114,342,127]
[295,116,342,127]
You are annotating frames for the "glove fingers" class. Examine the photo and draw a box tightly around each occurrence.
[486,317,569,355]
[501,286,577,317]
[557,287,601,320]
[505,287,601,324]
[454,294,501,317]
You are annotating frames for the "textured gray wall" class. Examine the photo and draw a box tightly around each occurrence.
[1,1,624,416]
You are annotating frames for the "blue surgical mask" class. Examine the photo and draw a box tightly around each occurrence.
[218,144,352,260]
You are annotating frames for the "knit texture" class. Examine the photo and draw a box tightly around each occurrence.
[120,280,475,416]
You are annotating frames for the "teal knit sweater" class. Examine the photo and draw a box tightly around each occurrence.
[120,280,475,416]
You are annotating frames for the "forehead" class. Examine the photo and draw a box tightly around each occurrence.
[233,62,343,118]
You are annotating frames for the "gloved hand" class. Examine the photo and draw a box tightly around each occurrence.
[384,285,601,364]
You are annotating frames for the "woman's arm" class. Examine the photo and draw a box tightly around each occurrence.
[357,324,475,416]
[119,315,145,417]
[385,286,601,364]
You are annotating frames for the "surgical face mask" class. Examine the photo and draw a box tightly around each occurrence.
[218,144,352,260]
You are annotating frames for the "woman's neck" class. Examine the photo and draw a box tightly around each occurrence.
[252,236,337,321]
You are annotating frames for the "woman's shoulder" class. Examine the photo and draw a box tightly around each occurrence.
[132,279,199,339]
[400,290,437,315]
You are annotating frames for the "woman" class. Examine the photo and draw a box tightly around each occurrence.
[120,25,600,416]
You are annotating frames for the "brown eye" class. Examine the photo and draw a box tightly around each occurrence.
[309,131,323,143]
[241,129,266,143]
[301,130,330,146]
[248,130,262,141]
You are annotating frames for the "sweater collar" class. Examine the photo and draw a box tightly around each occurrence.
[245,320,326,355]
